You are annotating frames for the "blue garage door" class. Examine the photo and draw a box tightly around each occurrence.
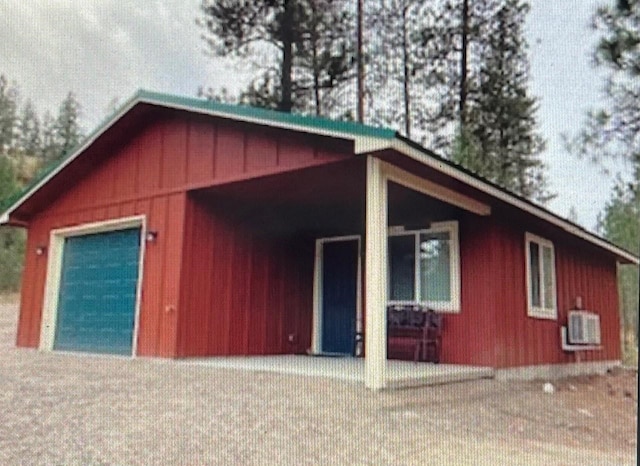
[54,227,142,355]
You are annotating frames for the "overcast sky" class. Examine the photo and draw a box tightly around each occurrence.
[0,0,624,232]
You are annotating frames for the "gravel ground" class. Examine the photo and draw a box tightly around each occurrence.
[0,297,636,465]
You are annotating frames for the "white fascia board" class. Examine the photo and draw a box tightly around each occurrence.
[380,160,491,216]
[354,136,393,154]
[390,139,639,265]
[0,97,141,226]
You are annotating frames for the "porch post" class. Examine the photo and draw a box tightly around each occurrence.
[364,156,387,390]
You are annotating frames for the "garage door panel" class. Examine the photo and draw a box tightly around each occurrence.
[53,227,141,355]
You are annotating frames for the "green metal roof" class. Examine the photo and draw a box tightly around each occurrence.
[0,89,396,221]
[137,89,397,139]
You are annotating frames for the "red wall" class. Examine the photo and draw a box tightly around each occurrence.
[176,196,314,357]
[17,193,187,356]
[489,216,621,368]
[16,111,346,356]
[386,210,622,368]
[43,114,346,218]
[440,213,497,366]
[15,108,623,366]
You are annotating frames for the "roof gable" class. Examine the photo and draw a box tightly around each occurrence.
[0,90,637,265]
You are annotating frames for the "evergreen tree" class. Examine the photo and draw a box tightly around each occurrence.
[197,0,355,115]
[53,91,83,161]
[366,0,441,138]
[414,0,502,151]
[570,0,639,349]
[0,75,19,156]
[19,100,41,158]
[40,111,61,162]
[0,77,24,292]
[599,172,639,348]
[571,0,639,171]
[452,0,550,202]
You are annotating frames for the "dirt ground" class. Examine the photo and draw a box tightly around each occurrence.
[0,297,636,466]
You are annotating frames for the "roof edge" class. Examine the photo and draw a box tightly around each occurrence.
[1,90,394,224]
[136,89,396,140]
[0,92,142,225]
[1,90,636,265]
[390,138,639,265]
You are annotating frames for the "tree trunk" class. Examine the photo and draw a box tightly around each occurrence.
[280,0,294,112]
[311,4,321,116]
[357,0,365,123]
[402,4,411,138]
[459,0,469,127]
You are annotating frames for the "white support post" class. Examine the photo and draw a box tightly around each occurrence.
[365,156,388,390]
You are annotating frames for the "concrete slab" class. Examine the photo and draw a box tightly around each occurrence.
[181,355,494,389]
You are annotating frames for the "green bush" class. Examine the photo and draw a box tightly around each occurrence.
[0,227,25,292]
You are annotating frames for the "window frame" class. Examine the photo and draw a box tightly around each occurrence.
[525,232,558,320]
[388,221,460,313]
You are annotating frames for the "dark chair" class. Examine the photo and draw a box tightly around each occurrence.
[414,310,443,363]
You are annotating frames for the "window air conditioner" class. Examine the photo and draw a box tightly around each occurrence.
[567,311,601,345]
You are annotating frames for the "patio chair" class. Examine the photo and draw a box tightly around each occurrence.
[414,309,443,363]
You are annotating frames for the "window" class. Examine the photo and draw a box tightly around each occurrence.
[388,221,460,312]
[525,233,557,319]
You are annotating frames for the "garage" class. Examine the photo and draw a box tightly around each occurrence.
[53,227,142,355]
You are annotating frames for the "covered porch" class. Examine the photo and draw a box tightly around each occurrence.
[182,152,492,390]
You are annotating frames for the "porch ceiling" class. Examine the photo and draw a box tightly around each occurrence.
[191,158,464,237]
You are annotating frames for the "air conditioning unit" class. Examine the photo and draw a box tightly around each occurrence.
[568,311,601,345]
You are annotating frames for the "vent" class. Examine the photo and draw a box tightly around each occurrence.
[568,311,601,345]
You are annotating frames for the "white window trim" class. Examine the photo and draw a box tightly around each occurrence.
[525,232,558,320]
[387,220,460,313]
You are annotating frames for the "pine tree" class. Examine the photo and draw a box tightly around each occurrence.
[599,172,639,348]
[19,100,41,158]
[53,92,83,161]
[366,0,440,138]
[197,0,355,115]
[459,1,549,202]
[293,0,356,117]
[573,0,640,348]
[414,0,502,151]
[0,77,24,292]
[0,75,19,156]
[40,111,60,163]
[0,78,85,291]
[571,0,639,176]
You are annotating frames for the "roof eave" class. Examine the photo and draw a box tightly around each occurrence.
[389,138,639,266]
[1,91,394,225]
[1,90,636,265]
[0,92,143,226]
[136,91,396,144]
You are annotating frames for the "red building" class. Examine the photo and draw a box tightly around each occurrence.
[2,91,636,389]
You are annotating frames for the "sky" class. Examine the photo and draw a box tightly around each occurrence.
[0,0,625,232]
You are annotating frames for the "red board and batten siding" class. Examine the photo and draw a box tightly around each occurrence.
[489,217,621,368]
[176,197,314,357]
[435,213,497,366]
[15,106,623,366]
[17,193,187,356]
[16,112,347,356]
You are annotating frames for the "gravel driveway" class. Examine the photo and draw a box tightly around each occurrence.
[0,298,636,465]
